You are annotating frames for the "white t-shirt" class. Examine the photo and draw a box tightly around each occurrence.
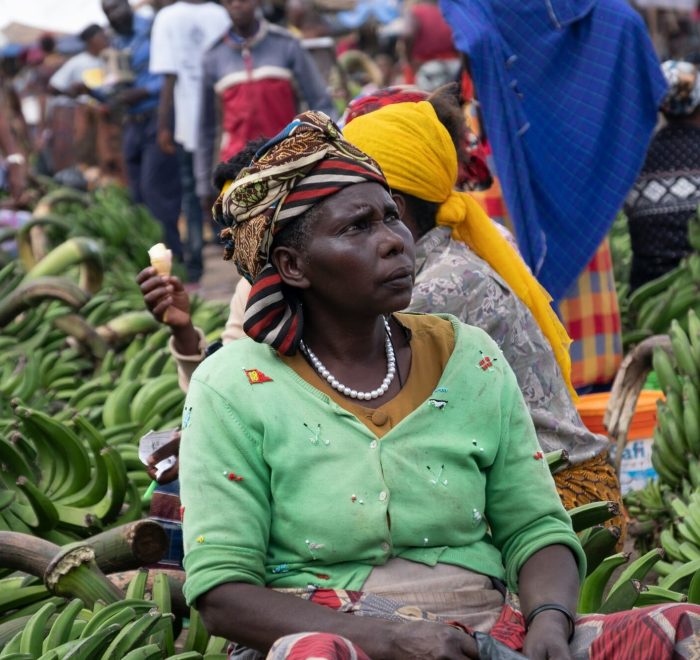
[49,52,105,94]
[150,1,230,152]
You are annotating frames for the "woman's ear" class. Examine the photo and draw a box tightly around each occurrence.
[271,247,311,289]
[392,192,406,219]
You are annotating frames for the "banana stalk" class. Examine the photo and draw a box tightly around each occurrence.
[16,216,71,271]
[52,314,108,359]
[22,237,104,294]
[86,521,168,574]
[0,532,123,606]
[33,188,90,218]
[96,311,160,346]
[0,277,90,328]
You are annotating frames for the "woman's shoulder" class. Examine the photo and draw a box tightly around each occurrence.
[190,337,278,390]
[395,312,500,348]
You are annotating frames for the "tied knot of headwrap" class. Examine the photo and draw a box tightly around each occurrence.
[213,111,388,355]
[344,100,575,396]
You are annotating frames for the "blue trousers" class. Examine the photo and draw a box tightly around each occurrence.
[122,112,183,261]
[178,148,203,282]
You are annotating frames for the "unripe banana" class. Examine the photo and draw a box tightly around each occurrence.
[653,347,682,396]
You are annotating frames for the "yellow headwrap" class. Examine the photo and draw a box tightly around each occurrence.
[344,101,574,396]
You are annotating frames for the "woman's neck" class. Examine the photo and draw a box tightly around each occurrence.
[302,308,388,364]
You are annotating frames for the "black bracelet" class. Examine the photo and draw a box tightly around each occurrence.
[525,603,576,643]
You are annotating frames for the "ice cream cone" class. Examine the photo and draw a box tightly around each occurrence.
[148,243,173,277]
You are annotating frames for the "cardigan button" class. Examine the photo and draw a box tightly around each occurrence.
[379,491,387,501]
[369,440,378,449]
[370,410,388,426]
[380,542,390,552]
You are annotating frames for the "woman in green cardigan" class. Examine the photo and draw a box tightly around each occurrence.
[178,111,700,659]
[178,109,584,659]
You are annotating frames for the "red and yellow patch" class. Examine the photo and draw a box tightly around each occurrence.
[243,368,273,384]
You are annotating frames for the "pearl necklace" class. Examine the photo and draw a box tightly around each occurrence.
[300,318,396,400]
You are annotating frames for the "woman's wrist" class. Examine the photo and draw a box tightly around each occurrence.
[526,606,574,641]
[171,322,201,356]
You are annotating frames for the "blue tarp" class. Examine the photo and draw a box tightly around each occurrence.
[335,0,401,30]
[440,0,668,301]
[0,44,24,58]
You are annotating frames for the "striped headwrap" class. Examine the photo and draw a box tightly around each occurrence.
[214,111,388,355]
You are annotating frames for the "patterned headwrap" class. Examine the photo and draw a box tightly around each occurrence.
[661,60,700,117]
[213,111,388,355]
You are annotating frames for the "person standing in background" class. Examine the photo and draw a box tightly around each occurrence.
[150,0,230,286]
[49,25,109,99]
[195,0,335,204]
[102,0,184,266]
[625,60,700,292]
[0,105,28,208]
[401,0,460,91]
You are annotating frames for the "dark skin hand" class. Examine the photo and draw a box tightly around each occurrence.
[136,267,200,355]
[146,429,180,484]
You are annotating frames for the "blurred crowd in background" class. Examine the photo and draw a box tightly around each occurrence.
[2,0,700,396]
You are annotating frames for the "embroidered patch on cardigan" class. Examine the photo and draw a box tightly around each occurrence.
[428,399,448,410]
[477,351,498,372]
[304,422,328,446]
[427,464,448,486]
[243,368,273,384]
[182,406,192,429]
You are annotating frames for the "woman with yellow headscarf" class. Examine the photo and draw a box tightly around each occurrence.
[343,87,623,532]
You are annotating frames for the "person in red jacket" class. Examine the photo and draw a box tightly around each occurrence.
[194,0,335,204]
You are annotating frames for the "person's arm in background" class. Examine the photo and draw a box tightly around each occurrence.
[157,74,177,154]
[48,60,74,97]
[149,11,177,154]
[288,39,336,119]
[399,4,418,75]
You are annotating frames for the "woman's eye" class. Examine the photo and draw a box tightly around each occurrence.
[385,213,400,223]
[344,220,368,233]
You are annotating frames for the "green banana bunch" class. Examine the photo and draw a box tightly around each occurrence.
[623,209,700,338]
[0,568,215,660]
[578,552,630,613]
[568,501,620,533]
[0,184,229,552]
[582,525,621,575]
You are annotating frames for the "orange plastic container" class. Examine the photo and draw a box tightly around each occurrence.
[576,390,665,493]
[576,389,664,439]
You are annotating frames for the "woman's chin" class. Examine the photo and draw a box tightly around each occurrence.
[382,287,414,314]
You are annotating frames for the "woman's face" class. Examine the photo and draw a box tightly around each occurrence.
[287,182,416,317]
